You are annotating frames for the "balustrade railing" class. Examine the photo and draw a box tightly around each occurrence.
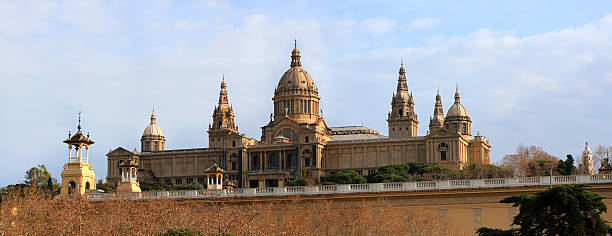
[87,174,612,201]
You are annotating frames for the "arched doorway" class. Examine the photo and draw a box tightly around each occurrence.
[68,181,76,194]
[85,182,91,190]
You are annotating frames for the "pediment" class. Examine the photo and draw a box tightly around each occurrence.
[107,147,135,156]
[427,128,460,138]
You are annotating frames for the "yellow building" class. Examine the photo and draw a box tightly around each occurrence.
[106,42,491,188]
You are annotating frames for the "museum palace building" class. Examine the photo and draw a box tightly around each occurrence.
[106,42,492,188]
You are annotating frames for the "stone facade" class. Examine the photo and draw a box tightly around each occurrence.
[106,42,491,188]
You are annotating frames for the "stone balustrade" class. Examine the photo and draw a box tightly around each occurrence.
[87,174,612,201]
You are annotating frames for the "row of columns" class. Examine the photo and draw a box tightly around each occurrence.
[249,150,300,171]
[68,144,89,162]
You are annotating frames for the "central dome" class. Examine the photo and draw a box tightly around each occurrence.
[275,67,318,96]
[274,41,318,96]
[272,41,321,122]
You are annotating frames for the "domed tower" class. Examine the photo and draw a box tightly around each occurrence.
[388,62,418,138]
[60,112,96,198]
[141,109,165,152]
[208,76,240,148]
[272,40,320,123]
[429,90,445,131]
[445,86,471,135]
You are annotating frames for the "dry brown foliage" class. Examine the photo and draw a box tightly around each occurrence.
[1,190,448,235]
[499,144,559,177]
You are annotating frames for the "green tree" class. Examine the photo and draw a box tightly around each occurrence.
[478,185,611,236]
[556,155,576,176]
[320,171,366,184]
[24,164,60,194]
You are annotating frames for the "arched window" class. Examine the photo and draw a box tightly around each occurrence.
[252,154,260,170]
[438,143,449,161]
[218,121,222,128]
[399,109,403,117]
[85,182,91,190]
[232,141,236,147]
[268,152,280,169]
[277,128,297,143]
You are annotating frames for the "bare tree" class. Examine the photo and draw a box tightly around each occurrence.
[498,144,558,177]
[594,145,612,172]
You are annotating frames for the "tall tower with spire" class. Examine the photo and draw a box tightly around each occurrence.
[141,109,165,152]
[429,90,445,131]
[60,112,97,198]
[388,62,418,138]
[208,76,239,148]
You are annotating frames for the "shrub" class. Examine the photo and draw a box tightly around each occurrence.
[287,179,307,186]
[320,171,366,184]
[157,228,204,236]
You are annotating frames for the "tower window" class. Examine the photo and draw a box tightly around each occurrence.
[305,136,309,143]
[232,141,236,147]
[399,127,402,131]
[399,109,403,117]
[231,161,237,170]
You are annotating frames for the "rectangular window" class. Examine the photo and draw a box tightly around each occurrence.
[231,161,237,170]
[249,180,259,188]
[368,170,376,176]
[356,170,363,176]
[165,179,172,185]
[304,158,310,167]
[186,178,193,184]
[197,178,205,184]
[175,179,182,185]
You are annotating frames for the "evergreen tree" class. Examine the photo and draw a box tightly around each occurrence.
[478,185,611,236]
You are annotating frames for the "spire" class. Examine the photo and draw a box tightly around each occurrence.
[218,75,228,105]
[150,108,157,124]
[454,84,461,103]
[290,40,301,68]
[429,90,445,130]
[77,111,82,131]
[395,62,409,97]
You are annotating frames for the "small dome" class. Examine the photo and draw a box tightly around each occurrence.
[446,103,470,118]
[142,111,164,137]
[446,88,470,118]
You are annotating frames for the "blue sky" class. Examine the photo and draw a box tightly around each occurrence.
[1,0,612,187]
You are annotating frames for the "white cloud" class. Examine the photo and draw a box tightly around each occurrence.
[363,18,396,36]
[407,17,442,30]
